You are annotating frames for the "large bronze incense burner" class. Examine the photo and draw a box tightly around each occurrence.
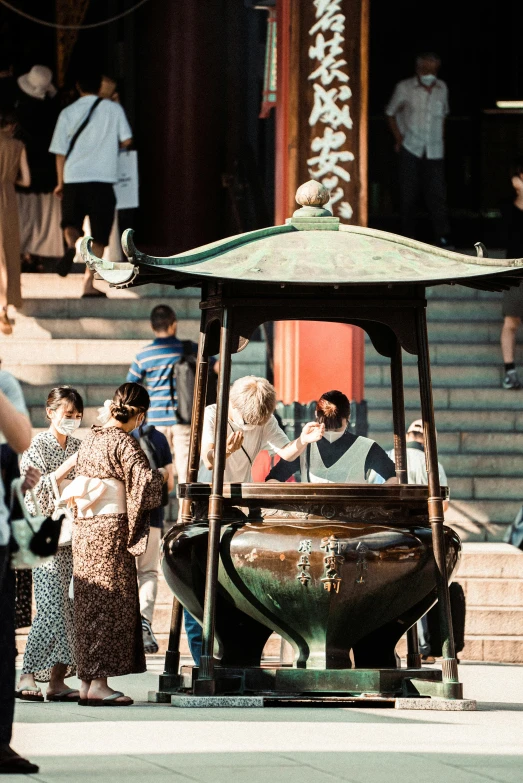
[82,181,523,706]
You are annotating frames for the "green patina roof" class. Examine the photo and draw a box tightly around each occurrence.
[80,218,523,291]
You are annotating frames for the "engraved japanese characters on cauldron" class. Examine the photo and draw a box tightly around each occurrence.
[296,539,312,585]
[320,534,343,593]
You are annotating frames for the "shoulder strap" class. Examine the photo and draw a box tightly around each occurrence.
[66,97,103,160]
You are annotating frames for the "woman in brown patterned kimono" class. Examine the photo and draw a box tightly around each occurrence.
[64,383,167,706]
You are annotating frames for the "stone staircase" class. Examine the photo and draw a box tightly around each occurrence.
[9,273,266,659]
[457,543,523,663]
[366,283,522,543]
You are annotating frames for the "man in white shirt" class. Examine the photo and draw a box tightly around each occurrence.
[49,69,132,297]
[386,53,451,247]
[201,376,324,481]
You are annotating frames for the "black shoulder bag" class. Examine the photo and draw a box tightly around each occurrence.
[65,97,103,160]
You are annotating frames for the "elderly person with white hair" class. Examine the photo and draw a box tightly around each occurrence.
[201,375,324,481]
[183,376,324,665]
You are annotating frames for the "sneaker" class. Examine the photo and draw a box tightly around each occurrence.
[421,654,436,664]
[56,246,76,277]
[503,368,521,389]
[141,616,159,654]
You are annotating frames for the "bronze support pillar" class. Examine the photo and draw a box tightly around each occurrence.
[415,307,461,690]
[182,325,210,523]
[196,309,233,693]
[390,340,408,485]
[162,321,211,681]
[390,339,421,667]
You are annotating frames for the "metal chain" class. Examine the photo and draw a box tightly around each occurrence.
[0,0,150,30]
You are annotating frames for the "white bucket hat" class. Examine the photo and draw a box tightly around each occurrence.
[17,65,57,100]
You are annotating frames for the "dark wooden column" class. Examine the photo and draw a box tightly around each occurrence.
[134,0,227,256]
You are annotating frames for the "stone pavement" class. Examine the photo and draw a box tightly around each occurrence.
[6,660,523,783]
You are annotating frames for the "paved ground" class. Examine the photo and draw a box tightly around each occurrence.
[7,660,523,783]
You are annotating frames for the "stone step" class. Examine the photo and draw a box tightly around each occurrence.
[366,387,523,411]
[20,273,200,300]
[0,337,267,367]
[457,543,523,578]
[426,284,501,301]
[461,635,523,663]
[445,499,517,531]
[367,344,511,366]
[11,315,201,341]
[427,321,504,344]
[368,408,523,433]
[464,606,523,636]
[19,297,202,320]
[427,299,502,322]
[366,363,503,388]
[369,429,523,456]
[459,577,523,606]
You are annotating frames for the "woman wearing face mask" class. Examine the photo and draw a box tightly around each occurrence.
[265,390,398,485]
[63,382,167,706]
[16,386,83,702]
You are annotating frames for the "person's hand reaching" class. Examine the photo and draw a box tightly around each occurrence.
[226,430,244,457]
[299,422,325,444]
[21,466,41,493]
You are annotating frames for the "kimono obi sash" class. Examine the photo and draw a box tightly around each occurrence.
[60,475,127,518]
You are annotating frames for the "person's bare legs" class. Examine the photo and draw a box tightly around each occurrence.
[46,663,78,699]
[17,673,39,696]
[501,316,521,388]
[82,240,105,295]
[80,677,132,704]
[501,316,520,363]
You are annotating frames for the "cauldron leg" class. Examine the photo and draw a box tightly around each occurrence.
[416,308,461,693]
[196,308,233,694]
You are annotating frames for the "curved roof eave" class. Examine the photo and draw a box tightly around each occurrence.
[80,223,523,291]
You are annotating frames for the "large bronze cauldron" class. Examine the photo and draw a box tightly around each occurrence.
[163,485,461,671]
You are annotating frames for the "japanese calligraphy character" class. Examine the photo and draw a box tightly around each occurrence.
[309,31,345,62]
[298,539,312,554]
[309,55,349,86]
[309,84,353,129]
[310,0,345,35]
[337,201,353,220]
[308,127,354,182]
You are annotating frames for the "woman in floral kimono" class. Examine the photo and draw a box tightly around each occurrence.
[17,386,83,702]
[64,382,167,706]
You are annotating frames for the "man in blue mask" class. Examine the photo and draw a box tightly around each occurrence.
[386,52,452,248]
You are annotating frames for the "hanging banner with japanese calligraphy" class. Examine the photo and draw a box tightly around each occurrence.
[294,0,368,225]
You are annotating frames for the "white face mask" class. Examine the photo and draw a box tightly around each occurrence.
[55,417,81,436]
[230,408,257,432]
[419,73,436,87]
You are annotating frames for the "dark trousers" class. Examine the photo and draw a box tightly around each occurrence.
[0,546,15,747]
[183,608,202,666]
[398,146,450,241]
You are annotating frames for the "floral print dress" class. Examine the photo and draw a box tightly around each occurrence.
[20,431,81,682]
[73,426,163,681]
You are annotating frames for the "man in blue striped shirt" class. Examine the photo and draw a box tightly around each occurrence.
[127,304,195,486]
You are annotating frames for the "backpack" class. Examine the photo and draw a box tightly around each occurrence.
[171,340,197,425]
[136,425,169,507]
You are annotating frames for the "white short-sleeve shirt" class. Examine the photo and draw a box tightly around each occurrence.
[202,405,290,482]
[385,77,449,160]
[49,95,132,184]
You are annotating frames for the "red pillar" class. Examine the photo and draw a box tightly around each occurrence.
[273,0,369,407]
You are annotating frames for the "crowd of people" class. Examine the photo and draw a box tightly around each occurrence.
[0,63,132,334]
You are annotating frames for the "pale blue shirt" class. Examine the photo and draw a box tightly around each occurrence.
[386,77,449,160]
[0,372,29,546]
[49,95,132,184]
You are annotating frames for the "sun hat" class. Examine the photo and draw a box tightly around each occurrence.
[17,65,57,100]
